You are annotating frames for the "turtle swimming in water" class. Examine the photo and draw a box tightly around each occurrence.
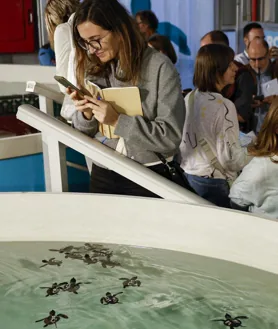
[84,243,108,250]
[213,313,249,328]
[40,258,62,268]
[92,249,113,258]
[83,254,98,265]
[99,255,121,268]
[40,282,67,297]
[49,246,74,253]
[35,310,68,327]
[100,292,123,305]
[64,252,83,260]
[119,276,141,288]
[59,277,82,294]
[59,277,91,294]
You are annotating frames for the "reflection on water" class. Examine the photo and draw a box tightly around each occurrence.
[0,242,277,329]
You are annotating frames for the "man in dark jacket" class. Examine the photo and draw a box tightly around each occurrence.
[246,37,278,133]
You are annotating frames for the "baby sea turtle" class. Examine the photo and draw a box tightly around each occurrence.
[40,282,66,297]
[49,246,74,253]
[83,254,98,265]
[40,258,62,268]
[213,313,249,328]
[35,310,68,327]
[84,243,106,250]
[59,277,83,294]
[92,249,113,258]
[64,252,83,260]
[99,255,121,268]
[119,276,141,288]
[100,292,123,305]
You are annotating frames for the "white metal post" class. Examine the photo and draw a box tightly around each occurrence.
[42,134,68,192]
[39,95,54,116]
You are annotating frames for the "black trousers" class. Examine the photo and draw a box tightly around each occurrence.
[90,163,171,198]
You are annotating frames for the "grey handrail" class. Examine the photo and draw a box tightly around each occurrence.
[26,81,64,104]
[17,104,212,205]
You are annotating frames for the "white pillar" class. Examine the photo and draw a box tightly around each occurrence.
[42,134,68,192]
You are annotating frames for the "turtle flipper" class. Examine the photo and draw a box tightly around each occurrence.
[58,282,68,286]
[131,276,138,280]
[40,264,48,268]
[114,292,123,296]
[35,318,45,323]
[57,314,68,319]
[235,316,248,320]
[100,297,107,304]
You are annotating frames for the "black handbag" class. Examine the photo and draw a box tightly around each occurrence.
[154,152,196,193]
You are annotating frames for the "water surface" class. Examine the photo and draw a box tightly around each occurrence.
[0,242,277,329]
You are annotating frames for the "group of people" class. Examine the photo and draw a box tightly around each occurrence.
[43,0,278,219]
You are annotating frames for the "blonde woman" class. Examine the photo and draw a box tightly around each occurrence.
[45,0,80,120]
[229,99,278,219]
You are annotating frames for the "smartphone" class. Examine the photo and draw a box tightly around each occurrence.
[253,95,264,101]
[54,75,88,98]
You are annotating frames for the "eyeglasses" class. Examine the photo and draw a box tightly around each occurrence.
[78,31,110,51]
[249,52,268,62]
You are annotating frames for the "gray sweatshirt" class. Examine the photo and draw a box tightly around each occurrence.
[71,47,185,165]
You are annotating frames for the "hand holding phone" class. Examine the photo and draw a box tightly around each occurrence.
[54,75,90,99]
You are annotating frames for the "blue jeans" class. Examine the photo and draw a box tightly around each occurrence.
[185,173,231,208]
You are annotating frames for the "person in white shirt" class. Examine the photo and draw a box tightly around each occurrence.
[45,0,80,120]
[229,99,278,219]
[179,44,251,208]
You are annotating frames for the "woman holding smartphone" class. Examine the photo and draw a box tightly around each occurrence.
[67,0,185,197]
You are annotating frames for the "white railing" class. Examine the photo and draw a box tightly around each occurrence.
[0,65,62,160]
[0,66,211,205]
[16,104,211,205]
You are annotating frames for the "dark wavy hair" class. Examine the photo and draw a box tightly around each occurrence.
[148,34,177,64]
[135,10,159,31]
[73,0,146,88]
[193,44,234,92]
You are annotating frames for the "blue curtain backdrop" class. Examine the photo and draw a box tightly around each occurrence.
[120,0,214,89]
